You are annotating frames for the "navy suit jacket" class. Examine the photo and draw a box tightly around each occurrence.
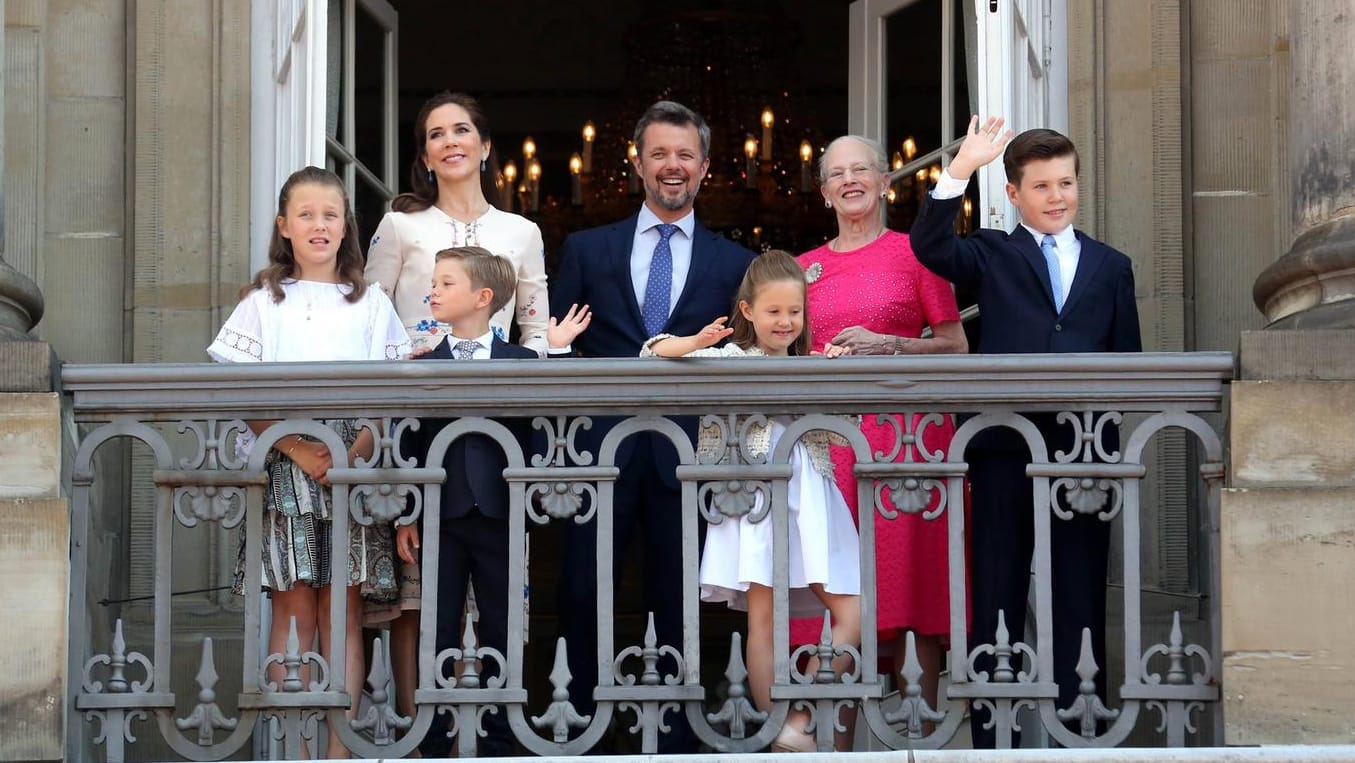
[409,335,536,521]
[911,193,1142,451]
[550,212,756,479]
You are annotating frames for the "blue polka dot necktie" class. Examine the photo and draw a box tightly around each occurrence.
[642,224,678,337]
[1041,234,1065,313]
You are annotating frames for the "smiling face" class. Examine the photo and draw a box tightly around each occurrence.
[738,278,806,357]
[819,138,887,222]
[276,182,346,282]
[1006,155,1079,235]
[428,257,491,326]
[633,121,710,222]
[422,103,490,188]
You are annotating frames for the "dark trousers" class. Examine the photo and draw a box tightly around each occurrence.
[967,452,1110,748]
[420,511,513,758]
[557,435,695,753]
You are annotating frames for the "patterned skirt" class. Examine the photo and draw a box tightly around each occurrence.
[232,420,398,602]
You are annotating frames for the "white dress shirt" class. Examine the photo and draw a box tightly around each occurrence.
[630,205,696,318]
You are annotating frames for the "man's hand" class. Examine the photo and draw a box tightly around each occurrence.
[948,115,1015,181]
[548,303,592,350]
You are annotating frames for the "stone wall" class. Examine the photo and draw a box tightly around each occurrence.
[0,346,67,762]
[1224,330,1355,743]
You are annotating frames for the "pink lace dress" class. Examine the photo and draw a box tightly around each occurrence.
[793,230,962,643]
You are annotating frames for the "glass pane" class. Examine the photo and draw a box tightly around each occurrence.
[354,3,388,187]
[354,171,389,263]
[326,0,343,141]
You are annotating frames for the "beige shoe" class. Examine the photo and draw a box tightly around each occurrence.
[770,723,816,753]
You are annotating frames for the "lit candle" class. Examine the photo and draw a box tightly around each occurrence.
[569,152,583,205]
[892,152,904,172]
[888,187,898,205]
[527,158,541,212]
[916,168,929,202]
[627,141,641,194]
[799,139,813,193]
[928,165,941,185]
[501,161,518,211]
[523,135,536,195]
[760,107,774,161]
[581,121,595,174]
[903,136,917,161]
[744,135,758,189]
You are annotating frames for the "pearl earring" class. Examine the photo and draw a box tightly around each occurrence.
[824,200,832,209]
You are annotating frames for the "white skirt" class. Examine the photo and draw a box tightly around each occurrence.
[699,422,861,617]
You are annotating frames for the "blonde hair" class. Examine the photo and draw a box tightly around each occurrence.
[434,246,516,314]
[728,249,811,356]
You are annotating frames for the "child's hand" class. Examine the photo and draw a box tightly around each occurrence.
[548,303,592,349]
[290,440,333,483]
[807,344,850,360]
[395,525,420,565]
[948,115,1014,181]
[694,316,734,349]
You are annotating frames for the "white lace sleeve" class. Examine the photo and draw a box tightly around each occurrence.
[639,334,742,358]
[368,287,412,359]
[207,289,265,362]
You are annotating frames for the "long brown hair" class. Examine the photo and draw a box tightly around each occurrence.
[391,91,501,213]
[727,249,811,356]
[247,166,367,303]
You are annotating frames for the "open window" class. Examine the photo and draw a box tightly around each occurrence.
[250,0,398,270]
[847,0,1066,232]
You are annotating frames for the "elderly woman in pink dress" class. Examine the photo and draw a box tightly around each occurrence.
[794,134,968,716]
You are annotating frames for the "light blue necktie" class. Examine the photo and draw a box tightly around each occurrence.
[642,224,678,336]
[1041,235,1064,313]
[453,339,480,360]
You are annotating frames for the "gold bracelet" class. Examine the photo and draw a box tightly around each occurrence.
[285,438,299,458]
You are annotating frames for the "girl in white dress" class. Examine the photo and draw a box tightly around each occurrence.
[208,166,410,757]
[642,250,861,752]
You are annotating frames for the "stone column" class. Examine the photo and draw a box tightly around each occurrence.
[1252,1,1355,327]
[0,0,44,342]
[1,6,68,762]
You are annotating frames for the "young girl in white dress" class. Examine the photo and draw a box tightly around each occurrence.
[642,250,862,752]
[207,166,410,757]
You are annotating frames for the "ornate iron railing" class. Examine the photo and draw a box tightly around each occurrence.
[62,352,1231,759]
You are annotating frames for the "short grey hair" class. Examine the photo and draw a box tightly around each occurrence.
[633,100,712,160]
[818,134,889,184]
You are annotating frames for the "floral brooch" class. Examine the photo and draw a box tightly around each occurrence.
[804,261,823,284]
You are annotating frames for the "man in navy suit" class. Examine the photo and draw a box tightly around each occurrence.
[549,100,756,752]
[910,118,1141,748]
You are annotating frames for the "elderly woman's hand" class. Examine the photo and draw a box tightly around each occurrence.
[830,325,894,355]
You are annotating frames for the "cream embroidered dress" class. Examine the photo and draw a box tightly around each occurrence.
[364,205,550,354]
[641,338,861,615]
[207,280,411,597]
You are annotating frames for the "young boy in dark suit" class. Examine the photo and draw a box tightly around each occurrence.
[396,246,589,757]
[911,118,1142,748]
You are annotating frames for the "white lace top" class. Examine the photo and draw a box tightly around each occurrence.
[640,336,853,479]
[206,280,410,459]
[208,280,411,363]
